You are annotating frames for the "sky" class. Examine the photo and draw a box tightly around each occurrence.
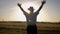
[0,0,60,22]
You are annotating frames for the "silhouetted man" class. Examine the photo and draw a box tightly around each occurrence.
[17,0,46,34]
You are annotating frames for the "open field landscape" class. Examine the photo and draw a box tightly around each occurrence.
[0,21,60,34]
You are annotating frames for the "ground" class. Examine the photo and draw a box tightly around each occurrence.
[0,21,60,34]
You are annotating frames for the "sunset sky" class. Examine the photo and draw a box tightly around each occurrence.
[0,0,60,22]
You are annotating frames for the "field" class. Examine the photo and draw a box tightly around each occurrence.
[0,21,60,34]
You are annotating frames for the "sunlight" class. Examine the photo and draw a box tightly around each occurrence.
[21,2,39,13]
[11,6,26,21]
[12,2,46,22]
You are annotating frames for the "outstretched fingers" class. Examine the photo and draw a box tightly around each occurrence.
[41,0,46,4]
[17,3,21,7]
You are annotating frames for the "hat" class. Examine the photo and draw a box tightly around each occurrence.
[28,7,34,10]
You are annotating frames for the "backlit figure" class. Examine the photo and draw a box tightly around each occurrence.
[17,0,46,34]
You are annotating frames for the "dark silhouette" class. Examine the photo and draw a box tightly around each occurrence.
[17,0,46,34]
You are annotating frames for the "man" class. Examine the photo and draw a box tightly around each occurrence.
[17,0,46,34]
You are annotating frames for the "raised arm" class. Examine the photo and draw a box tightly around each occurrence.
[35,0,46,14]
[17,3,28,15]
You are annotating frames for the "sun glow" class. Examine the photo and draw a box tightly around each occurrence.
[12,2,46,22]
[21,2,40,13]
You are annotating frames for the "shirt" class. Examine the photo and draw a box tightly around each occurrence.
[24,11,39,25]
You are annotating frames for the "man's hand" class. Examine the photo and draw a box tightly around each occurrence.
[17,3,21,7]
[41,0,46,5]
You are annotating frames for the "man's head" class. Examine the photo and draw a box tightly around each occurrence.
[28,7,34,13]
